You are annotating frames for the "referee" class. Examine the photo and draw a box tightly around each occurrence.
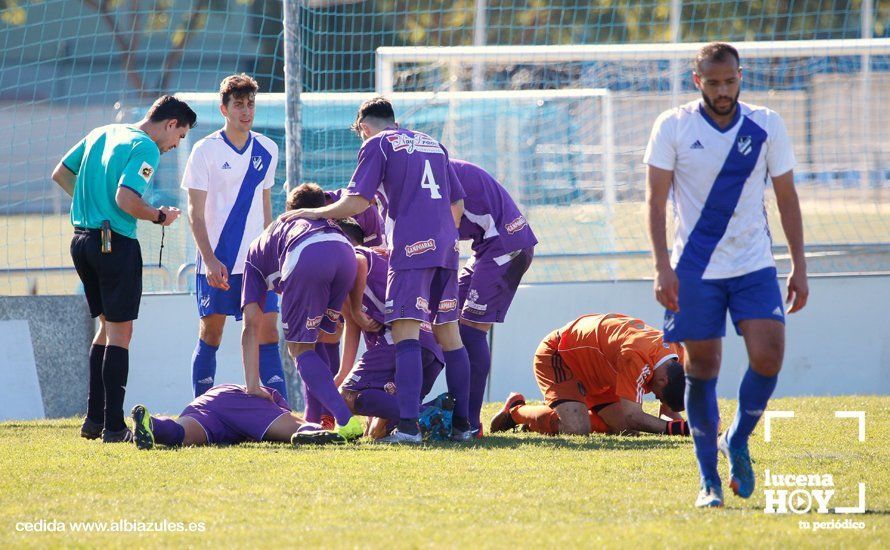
[51,95,197,442]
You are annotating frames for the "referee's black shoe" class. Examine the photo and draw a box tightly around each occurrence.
[101,427,133,443]
[80,417,103,440]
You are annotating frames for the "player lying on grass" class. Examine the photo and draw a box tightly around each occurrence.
[240,183,364,441]
[333,220,447,439]
[130,384,357,449]
[490,313,688,437]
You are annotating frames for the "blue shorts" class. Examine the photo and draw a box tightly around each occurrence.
[197,274,279,321]
[664,267,784,342]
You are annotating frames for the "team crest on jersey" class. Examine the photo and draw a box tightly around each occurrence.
[386,133,444,155]
[438,299,457,313]
[405,239,436,257]
[251,155,264,171]
[505,215,528,234]
[305,315,323,330]
[737,135,753,156]
[416,297,430,313]
[384,382,397,395]
[139,161,154,182]
[326,219,340,228]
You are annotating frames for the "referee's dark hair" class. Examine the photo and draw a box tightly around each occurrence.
[286,183,326,211]
[351,96,395,136]
[694,42,740,74]
[147,95,198,129]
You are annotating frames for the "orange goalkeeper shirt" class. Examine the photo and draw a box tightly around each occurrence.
[554,313,685,404]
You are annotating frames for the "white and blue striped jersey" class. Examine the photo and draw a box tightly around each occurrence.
[644,100,795,280]
[181,129,279,275]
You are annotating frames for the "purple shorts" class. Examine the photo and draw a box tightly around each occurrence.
[179,384,291,444]
[458,247,534,324]
[385,267,459,325]
[280,240,357,343]
[340,344,443,400]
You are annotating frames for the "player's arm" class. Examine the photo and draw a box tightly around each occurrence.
[283,194,370,222]
[598,398,679,435]
[337,316,361,387]
[659,401,683,421]
[241,262,273,401]
[772,170,809,313]
[450,199,464,229]
[445,155,466,228]
[187,188,230,290]
[646,165,678,312]
[344,253,382,333]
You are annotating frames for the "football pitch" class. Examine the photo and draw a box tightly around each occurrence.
[1,396,887,547]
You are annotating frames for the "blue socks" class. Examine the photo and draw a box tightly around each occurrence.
[259,343,287,401]
[459,324,490,430]
[395,339,423,423]
[685,376,720,486]
[728,366,778,449]
[443,347,471,427]
[191,339,218,397]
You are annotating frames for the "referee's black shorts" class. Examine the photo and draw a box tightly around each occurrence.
[70,227,143,322]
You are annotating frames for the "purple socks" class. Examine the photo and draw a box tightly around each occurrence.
[296,350,351,426]
[459,324,491,430]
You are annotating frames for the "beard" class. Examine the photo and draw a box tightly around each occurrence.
[702,89,740,117]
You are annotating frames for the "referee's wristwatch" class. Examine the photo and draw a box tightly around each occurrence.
[153,209,166,225]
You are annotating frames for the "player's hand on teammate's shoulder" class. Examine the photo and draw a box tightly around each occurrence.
[370,245,389,258]
[654,266,680,312]
[785,268,809,314]
[278,208,320,222]
[205,256,230,291]
[245,384,274,402]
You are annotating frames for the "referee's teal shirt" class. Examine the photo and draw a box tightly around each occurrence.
[61,125,160,238]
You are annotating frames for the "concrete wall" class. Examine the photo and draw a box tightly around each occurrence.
[0,295,93,417]
[2,274,888,419]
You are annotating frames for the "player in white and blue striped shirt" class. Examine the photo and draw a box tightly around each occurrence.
[645,43,809,509]
[181,74,286,399]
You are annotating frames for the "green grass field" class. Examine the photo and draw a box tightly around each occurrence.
[1,396,887,547]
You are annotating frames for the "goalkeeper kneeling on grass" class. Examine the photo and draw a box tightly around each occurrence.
[490,313,690,437]
[130,384,360,449]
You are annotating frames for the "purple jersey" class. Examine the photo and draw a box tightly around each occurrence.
[242,217,349,309]
[347,128,465,270]
[355,246,444,363]
[325,188,385,247]
[452,159,538,258]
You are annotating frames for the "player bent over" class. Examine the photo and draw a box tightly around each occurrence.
[240,183,363,441]
[451,159,538,435]
[130,384,349,449]
[285,98,473,442]
[645,43,808,507]
[334,221,446,438]
[490,313,688,438]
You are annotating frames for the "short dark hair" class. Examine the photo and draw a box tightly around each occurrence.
[337,218,365,246]
[219,73,259,107]
[661,360,687,413]
[351,96,395,135]
[285,183,326,211]
[147,95,197,128]
[694,42,740,74]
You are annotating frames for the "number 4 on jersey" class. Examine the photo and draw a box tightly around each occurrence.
[420,159,442,199]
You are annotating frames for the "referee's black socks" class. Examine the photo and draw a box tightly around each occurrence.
[87,344,106,424]
[102,346,130,432]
